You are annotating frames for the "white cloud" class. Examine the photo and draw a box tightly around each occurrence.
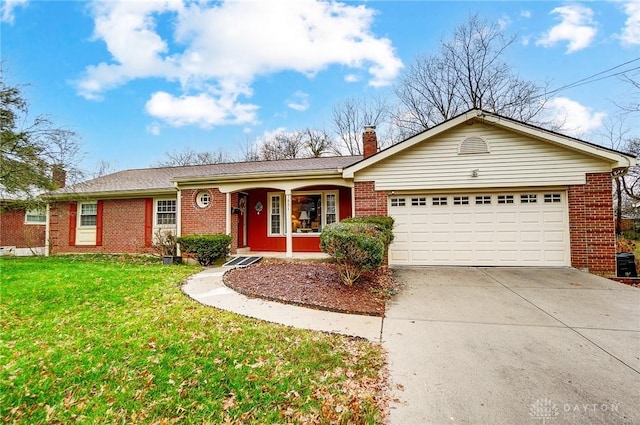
[75,0,402,128]
[344,74,361,83]
[620,0,640,45]
[1,0,28,24]
[521,10,532,19]
[286,91,310,112]
[536,4,597,53]
[145,91,259,129]
[147,122,162,136]
[545,97,606,137]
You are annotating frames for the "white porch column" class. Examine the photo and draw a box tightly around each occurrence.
[285,189,293,257]
[226,192,232,235]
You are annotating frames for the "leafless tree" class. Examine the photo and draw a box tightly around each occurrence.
[394,14,548,133]
[331,96,391,155]
[239,128,336,161]
[304,128,334,157]
[153,147,230,167]
[616,70,640,114]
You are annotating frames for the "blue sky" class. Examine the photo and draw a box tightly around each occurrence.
[2,0,639,172]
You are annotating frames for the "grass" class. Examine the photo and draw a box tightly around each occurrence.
[0,255,386,424]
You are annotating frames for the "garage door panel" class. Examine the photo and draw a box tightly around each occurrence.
[389,191,569,267]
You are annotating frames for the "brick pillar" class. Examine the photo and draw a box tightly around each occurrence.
[362,126,378,158]
[354,181,387,217]
[568,172,616,275]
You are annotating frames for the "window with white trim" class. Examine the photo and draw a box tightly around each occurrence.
[156,199,176,225]
[291,191,339,234]
[432,197,447,206]
[497,195,514,204]
[521,194,537,204]
[544,193,562,203]
[411,197,427,206]
[25,208,46,224]
[79,202,97,226]
[453,196,469,205]
[391,198,406,207]
[196,191,211,208]
[269,194,283,235]
[475,195,491,205]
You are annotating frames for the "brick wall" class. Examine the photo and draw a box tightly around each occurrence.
[50,199,152,254]
[0,208,45,248]
[568,172,616,275]
[354,181,387,217]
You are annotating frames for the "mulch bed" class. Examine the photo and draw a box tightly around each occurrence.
[223,260,399,316]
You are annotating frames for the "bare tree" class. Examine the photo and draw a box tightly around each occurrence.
[394,14,548,133]
[304,128,334,157]
[616,70,640,114]
[1,72,83,204]
[153,147,230,167]
[239,128,336,161]
[331,96,390,155]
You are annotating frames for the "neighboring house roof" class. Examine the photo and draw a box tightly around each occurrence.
[49,156,362,198]
[343,109,636,178]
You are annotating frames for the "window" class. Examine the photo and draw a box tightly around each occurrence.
[497,195,514,204]
[80,203,97,226]
[156,200,176,225]
[269,194,283,235]
[475,195,491,205]
[411,197,427,206]
[196,191,211,208]
[432,197,447,206]
[521,194,537,204]
[453,196,469,205]
[25,208,46,224]
[391,198,406,207]
[290,191,339,234]
[544,193,562,203]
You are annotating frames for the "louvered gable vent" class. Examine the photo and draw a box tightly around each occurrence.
[459,136,489,154]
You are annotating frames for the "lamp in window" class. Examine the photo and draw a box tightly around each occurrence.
[299,210,310,228]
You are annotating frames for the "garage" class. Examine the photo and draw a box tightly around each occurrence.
[388,190,569,266]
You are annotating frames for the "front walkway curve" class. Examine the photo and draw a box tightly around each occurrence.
[181,267,383,341]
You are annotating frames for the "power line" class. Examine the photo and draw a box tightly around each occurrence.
[545,56,640,98]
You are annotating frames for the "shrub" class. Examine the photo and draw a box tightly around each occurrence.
[177,234,232,266]
[341,215,394,248]
[320,222,385,286]
[153,229,177,257]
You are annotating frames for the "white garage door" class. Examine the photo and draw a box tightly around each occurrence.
[389,191,569,266]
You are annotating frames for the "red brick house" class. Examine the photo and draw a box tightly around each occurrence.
[0,194,47,256]
[44,110,634,275]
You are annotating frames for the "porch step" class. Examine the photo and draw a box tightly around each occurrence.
[222,256,262,268]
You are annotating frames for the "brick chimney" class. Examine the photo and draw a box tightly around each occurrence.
[362,125,377,159]
[52,165,66,189]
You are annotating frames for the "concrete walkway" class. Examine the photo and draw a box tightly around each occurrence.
[182,267,383,341]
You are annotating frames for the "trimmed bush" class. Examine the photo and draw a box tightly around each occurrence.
[177,234,232,266]
[341,216,394,248]
[320,222,385,286]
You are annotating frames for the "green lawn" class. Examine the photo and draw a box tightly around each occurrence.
[0,256,385,424]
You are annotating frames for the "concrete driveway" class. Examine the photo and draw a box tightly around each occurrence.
[383,267,640,425]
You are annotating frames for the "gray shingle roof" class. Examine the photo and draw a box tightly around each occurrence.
[52,156,362,196]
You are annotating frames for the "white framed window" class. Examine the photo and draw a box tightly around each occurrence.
[411,197,427,206]
[289,191,339,234]
[196,191,211,208]
[79,202,97,226]
[453,196,469,205]
[497,195,514,204]
[521,194,537,204]
[432,197,447,206]
[475,195,491,205]
[390,197,406,207]
[156,199,176,225]
[268,193,283,236]
[25,208,46,224]
[544,193,562,203]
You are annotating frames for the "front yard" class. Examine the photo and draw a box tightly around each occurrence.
[0,256,386,424]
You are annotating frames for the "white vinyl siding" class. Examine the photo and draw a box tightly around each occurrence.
[354,124,612,190]
[389,190,569,267]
